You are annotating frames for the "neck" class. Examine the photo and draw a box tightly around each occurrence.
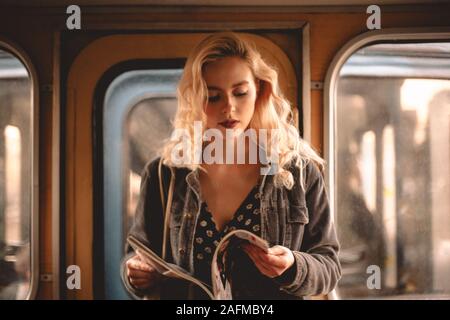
[201,135,262,165]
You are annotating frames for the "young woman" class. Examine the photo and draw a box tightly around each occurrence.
[122,32,341,299]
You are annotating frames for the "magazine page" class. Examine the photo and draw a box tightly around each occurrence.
[127,235,215,299]
[211,230,269,299]
[229,229,269,253]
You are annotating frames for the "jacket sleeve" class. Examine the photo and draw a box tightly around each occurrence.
[279,161,342,297]
[121,157,165,299]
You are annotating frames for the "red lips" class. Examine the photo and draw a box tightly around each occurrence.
[219,119,239,129]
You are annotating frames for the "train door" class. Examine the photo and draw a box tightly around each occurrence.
[63,26,308,299]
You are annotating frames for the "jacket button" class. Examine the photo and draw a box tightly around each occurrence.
[179,248,185,255]
[184,213,192,219]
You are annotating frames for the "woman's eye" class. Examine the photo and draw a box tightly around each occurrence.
[235,91,248,97]
[208,95,220,103]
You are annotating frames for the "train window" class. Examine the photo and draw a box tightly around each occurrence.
[333,42,450,298]
[102,69,181,299]
[0,48,33,299]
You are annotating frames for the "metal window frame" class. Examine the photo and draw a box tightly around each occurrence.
[324,27,450,299]
[0,37,39,300]
[102,69,181,299]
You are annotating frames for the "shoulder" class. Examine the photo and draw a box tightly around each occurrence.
[304,160,323,182]
[141,156,162,178]
[141,156,190,184]
[285,156,324,191]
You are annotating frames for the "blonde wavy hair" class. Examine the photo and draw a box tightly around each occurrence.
[160,31,324,190]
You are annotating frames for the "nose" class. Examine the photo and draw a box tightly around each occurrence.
[222,95,236,114]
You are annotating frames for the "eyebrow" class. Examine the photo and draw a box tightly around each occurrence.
[207,81,249,91]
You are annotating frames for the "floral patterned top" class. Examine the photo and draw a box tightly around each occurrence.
[193,184,262,287]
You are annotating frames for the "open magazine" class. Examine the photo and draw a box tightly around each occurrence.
[127,230,269,300]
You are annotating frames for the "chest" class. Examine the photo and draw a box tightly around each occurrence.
[200,177,260,231]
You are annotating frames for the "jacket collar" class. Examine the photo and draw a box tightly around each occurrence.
[185,169,201,200]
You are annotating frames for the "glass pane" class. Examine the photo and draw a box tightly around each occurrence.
[0,49,32,300]
[335,42,450,299]
[103,69,181,299]
[125,97,177,231]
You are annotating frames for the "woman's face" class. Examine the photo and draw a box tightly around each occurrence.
[202,56,259,138]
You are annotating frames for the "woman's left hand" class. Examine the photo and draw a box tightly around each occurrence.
[242,243,295,278]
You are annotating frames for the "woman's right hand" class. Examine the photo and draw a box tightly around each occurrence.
[126,252,161,290]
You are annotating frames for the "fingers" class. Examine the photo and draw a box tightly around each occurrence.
[126,254,159,290]
[128,268,153,279]
[128,269,160,284]
[126,255,154,272]
[243,244,287,268]
[242,244,295,278]
[242,246,279,277]
[129,277,151,288]
[246,249,277,276]
[268,245,288,256]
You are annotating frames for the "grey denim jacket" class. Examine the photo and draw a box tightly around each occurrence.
[122,156,341,299]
